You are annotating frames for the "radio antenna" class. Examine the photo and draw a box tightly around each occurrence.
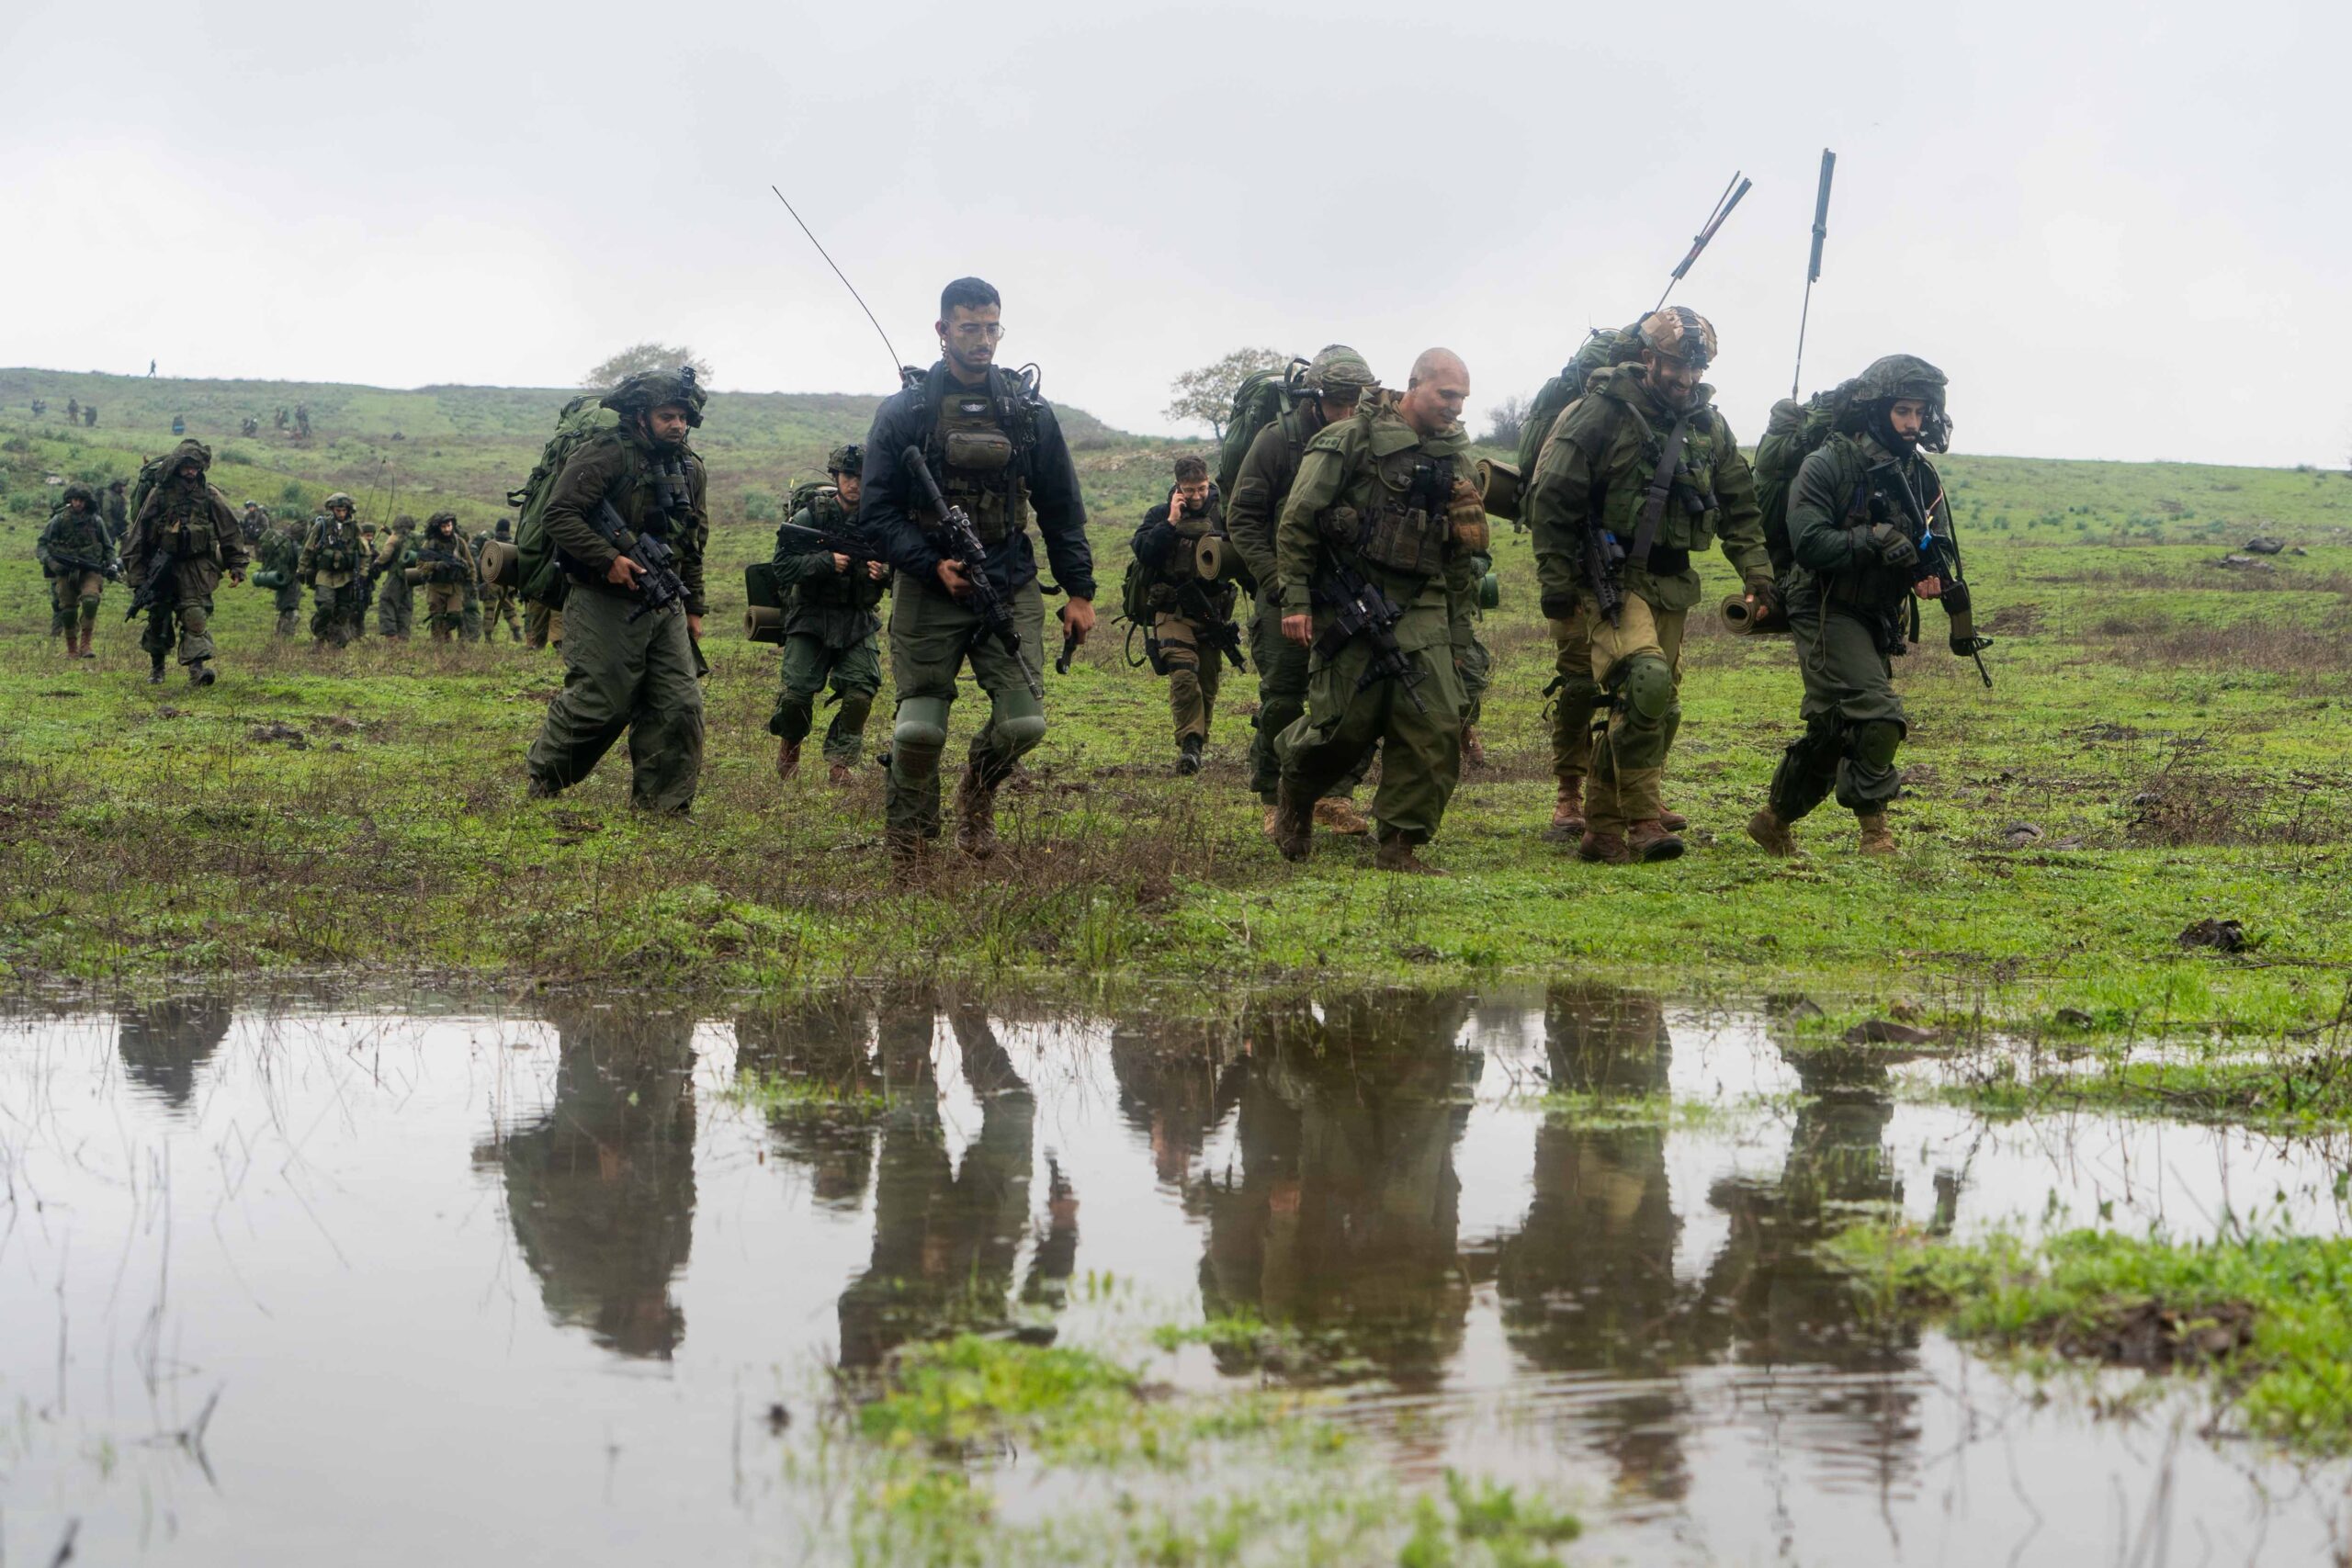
[771,186,905,378]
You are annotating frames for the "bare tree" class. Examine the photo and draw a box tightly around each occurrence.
[1165,347,1292,441]
[1485,395,1531,449]
[583,343,715,389]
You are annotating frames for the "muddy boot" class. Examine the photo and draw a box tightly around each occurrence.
[1272,781,1315,863]
[1626,818,1684,863]
[954,766,1000,860]
[526,775,560,800]
[1312,797,1371,836]
[1577,828,1631,865]
[1543,777,1586,842]
[187,660,215,688]
[1461,724,1487,769]
[775,737,800,783]
[1746,806,1800,857]
[1659,807,1689,831]
[77,626,96,660]
[828,761,854,787]
[1177,735,1204,776]
[1857,812,1897,855]
[888,830,933,880]
[1374,835,1447,876]
[147,653,167,685]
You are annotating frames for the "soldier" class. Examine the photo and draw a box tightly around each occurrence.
[1748,355,1966,858]
[373,514,419,638]
[124,438,249,685]
[294,402,311,437]
[1133,454,1238,774]
[37,483,118,658]
[1527,308,1774,864]
[1268,348,1487,874]
[171,413,186,436]
[28,398,43,417]
[297,491,370,647]
[523,368,709,814]
[768,443,888,784]
[255,513,307,637]
[416,510,474,641]
[66,397,80,423]
[458,543,484,642]
[1227,346,1376,837]
[83,404,97,428]
[275,407,288,431]
[858,276,1097,865]
[239,500,270,543]
[525,596,564,653]
[102,478,129,544]
[240,415,260,437]
[478,518,522,640]
[355,521,382,635]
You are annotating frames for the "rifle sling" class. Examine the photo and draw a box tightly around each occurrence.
[1627,413,1693,570]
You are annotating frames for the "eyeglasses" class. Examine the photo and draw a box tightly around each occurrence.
[947,322,1006,342]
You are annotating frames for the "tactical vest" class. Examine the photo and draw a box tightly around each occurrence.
[312,515,362,573]
[1587,400,1730,568]
[1351,446,1457,579]
[153,482,225,564]
[792,492,885,613]
[1826,454,1931,611]
[923,370,1035,546]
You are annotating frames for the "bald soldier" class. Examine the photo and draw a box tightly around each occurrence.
[1268,348,1487,874]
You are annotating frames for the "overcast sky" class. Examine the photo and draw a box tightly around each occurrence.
[4,1,2343,468]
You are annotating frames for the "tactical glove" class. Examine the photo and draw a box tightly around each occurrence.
[1446,479,1490,553]
[1861,523,1918,570]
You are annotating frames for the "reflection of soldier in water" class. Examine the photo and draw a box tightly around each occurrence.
[735,998,884,1211]
[837,1002,1077,1369]
[117,995,234,1110]
[1108,1021,1241,1188]
[1194,992,1477,1389]
[475,1006,698,1359]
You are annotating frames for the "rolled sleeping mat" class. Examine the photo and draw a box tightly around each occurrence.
[477,537,520,589]
[1720,591,1792,636]
[403,566,426,584]
[1476,457,1522,524]
[250,568,288,590]
[744,604,786,645]
[1193,534,1241,584]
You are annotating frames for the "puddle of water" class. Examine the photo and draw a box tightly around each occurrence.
[2,987,2346,1564]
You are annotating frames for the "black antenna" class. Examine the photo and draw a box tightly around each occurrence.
[1792,149,1837,398]
[771,186,904,378]
[1656,172,1752,312]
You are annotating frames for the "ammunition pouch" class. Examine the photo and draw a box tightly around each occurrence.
[1354,457,1452,578]
[943,429,1012,471]
[1645,546,1690,577]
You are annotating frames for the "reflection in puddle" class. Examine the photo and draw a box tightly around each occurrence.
[2,987,2346,1564]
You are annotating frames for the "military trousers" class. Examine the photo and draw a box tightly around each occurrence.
[1276,604,1465,845]
[376,576,413,637]
[310,580,365,645]
[460,577,482,641]
[481,584,522,639]
[273,582,302,637]
[51,571,104,633]
[141,593,217,665]
[1768,580,1908,821]
[885,578,1047,842]
[525,599,564,650]
[1153,612,1224,744]
[526,587,705,813]
[1583,592,1687,836]
[1455,621,1491,727]
[769,632,883,765]
[424,580,466,640]
[1246,593,1367,806]
[1545,612,1601,784]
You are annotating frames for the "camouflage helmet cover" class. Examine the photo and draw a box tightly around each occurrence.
[826,442,864,476]
[167,437,213,471]
[1306,344,1376,394]
[426,508,458,529]
[323,491,356,511]
[62,481,97,507]
[1637,307,1718,368]
[1850,354,1947,408]
[601,366,707,428]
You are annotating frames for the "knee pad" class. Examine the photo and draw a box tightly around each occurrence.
[892,696,951,768]
[1851,719,1905,771]
[989,687,1047,754]
[78,594,102,615]
[1619,654,1677,728]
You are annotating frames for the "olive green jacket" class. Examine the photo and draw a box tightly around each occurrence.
[1789,433,1951,604]
[1226,402,1329,591]
[129,472,249,595]
[542,425,710,615]
[1526,364,1770,618]
[38,507,115,574]
[771,490,885,646]
[299,513,369,587]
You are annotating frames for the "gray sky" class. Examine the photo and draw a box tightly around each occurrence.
[5,0,2343,468]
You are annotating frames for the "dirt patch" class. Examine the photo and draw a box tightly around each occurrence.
[2043,1299,2256,1371]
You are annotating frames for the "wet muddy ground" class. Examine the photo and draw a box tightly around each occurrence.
[3,987,2346,1563]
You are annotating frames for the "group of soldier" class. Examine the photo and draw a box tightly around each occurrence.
[36,276,1970,873]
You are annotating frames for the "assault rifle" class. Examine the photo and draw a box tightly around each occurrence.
[590,498,690,623]
[899,444,1041,699]
[774,518,890,569]
[1879,462,1993,688]
[50,550,123,583]
[1311,560,1426,715]
[1578,519,1629,627]
[1173,580,1246,671]
[125,544,179,620]
[414,545,467,583]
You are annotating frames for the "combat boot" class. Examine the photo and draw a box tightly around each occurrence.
[1312,798,1371,836]
[1577,828,1632,865]
[1746,807,1800,858]
[1461,725,1487,768]
[1857,812,1897,855]
[77,626,96,660]
[1660,807,1689,831]
[526,775,560,800]
[775,738,800,782]
[955,766,1000,860]
[188,660,215,688]
[1177,735,1204,776]
[1272,781,1316,863]
[1626,819,1684,863]
[1544,777,1586,842]
[828,761,855,787]
[888,830,933,880]
[146,654,167,685]
[1374,836,1448,876]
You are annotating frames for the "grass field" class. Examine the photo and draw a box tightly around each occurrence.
[2,367,2348,1049]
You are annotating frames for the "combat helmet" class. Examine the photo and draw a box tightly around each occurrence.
[493,517,512,537]
[1842,354,1951,453]
[826,442,865,476]
[1306,344,1376,396]
[62,481,97,508]
[426,508,459,531]
[1637,307,1717,368]
[601,366,707,428]
[323,491,356,514]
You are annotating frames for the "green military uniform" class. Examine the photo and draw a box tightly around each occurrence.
[373,519,417,637]
[257,521,306,637]
[1226,347,1376,809]
[478,523,521,640]
[416,512,475,639]
[861,359,1095,856]
[298,495,369,646]
[124,439,250,683]
[525,370,709,814]
[38,487,117,655]
[1270,390,1483,856]
[1758,356,1968,847]
[103,481,130,546]
[525,597,563,651]
[1455,547,1493,736]
[1135,484,1239,768]
[767,452,887,773]
[1527,312,1772,859]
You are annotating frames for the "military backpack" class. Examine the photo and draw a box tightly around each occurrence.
[508,394,620,604]
[1213,359,1310,496]
[1514,323,1642,477]
[1753,390,1842,576]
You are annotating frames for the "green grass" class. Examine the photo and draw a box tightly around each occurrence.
[0,370,2347,1063]
[1825,1221,2352,1453]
